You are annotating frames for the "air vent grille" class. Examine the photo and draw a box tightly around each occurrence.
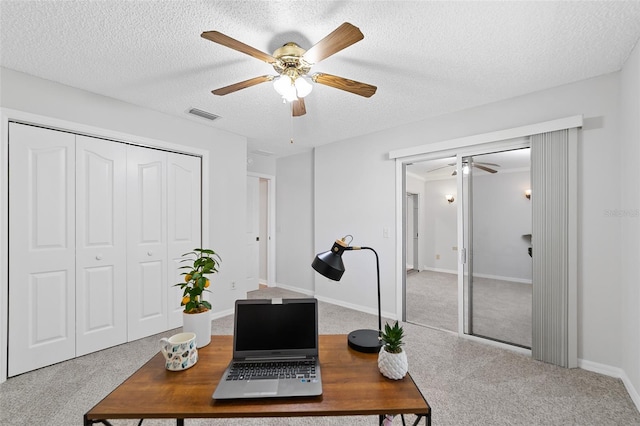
[188,108,220,121]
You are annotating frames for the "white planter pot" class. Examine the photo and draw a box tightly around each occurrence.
[182,310,211,348]
[378,347,408,380]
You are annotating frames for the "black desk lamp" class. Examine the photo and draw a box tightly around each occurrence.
[312,235,382,353]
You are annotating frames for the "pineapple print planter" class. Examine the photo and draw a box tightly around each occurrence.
[378,347,408,380]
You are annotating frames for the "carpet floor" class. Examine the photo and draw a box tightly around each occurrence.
[1,287,638,425]
[406,270,532,347]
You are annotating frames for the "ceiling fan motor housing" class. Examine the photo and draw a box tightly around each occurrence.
[272,42,311,77]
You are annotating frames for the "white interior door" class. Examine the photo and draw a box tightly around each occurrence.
[75,135,127,356]
[8,123,76,376]
[127,145,168,340]
[245,176,260,291]
[167,153,202,328]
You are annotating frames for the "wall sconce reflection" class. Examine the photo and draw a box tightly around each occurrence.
[446,194,455,204]
[525,189,531,200]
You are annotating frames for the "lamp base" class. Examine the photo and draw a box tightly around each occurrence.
[347,329,382,353]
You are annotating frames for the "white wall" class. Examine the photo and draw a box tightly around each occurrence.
[313,136,397,319]
[247,153,276,175]
[0,68,247,317]
[275,151,315,294]
[471,170,532,281]
[422,177,459,272]
[293,71,623,370]
[620,40,640,404]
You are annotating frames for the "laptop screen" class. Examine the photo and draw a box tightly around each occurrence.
[233,298,318,358]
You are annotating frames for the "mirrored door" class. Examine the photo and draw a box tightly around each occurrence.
[462,148,532,348]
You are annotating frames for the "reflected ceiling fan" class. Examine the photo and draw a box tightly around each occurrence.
[428,161,500,175]
[201,22,377,117]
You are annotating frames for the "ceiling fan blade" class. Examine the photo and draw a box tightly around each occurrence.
[475,161,500,167]
[302,22,364,64]
[212,75,273,96]
[427,164,454,173]
[313,73,377,97]
[292,98,307,117]
[201,31,277,64]
[474,164,498,174]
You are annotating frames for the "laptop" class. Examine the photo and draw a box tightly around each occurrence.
[212,298,323,400]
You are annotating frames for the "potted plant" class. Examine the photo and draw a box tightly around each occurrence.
[175,248,221,348]
[378,321,408,380]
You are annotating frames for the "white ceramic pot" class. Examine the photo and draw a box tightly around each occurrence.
[182,310,211,348]
[378,347,408,380]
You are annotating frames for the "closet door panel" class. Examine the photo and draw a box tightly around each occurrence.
[127,146,168,340]
[167,153,202,328]
[8,123,76,376]
[75,136,127,356]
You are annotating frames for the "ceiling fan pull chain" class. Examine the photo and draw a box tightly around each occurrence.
[290,107,294,144]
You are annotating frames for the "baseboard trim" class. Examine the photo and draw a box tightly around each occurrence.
[274,283,396,321]
[211,307,234,320]
[314,294,396,322]
[274,282,315,296]
[419,267,532,284]
[421,267,457,274]
[579,359,640,412]
[473,272,532,285]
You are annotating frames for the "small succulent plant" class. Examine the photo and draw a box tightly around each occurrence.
[381,321,405,354]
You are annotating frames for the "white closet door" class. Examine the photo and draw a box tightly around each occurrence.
[8,123,76,376]
[167,153,202,329]
[75,135,127,355]
[127,145,168,340]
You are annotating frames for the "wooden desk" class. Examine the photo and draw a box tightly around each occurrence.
[84,335,431,425]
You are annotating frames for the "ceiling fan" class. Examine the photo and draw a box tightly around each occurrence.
[428,161,500,176]
[201,22,377,117]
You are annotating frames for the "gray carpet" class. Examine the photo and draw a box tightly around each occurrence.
[406,270,532,347]
[1,287,639,425]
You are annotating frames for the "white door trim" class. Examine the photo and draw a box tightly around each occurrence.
[247,172,276,287]
[0,107,210,383]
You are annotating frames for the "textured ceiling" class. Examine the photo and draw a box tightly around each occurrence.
[2,1,640,158]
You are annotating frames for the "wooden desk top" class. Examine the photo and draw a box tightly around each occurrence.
[85,334,430,421]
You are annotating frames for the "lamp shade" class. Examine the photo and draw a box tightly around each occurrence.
[311,236,383,353]
[311,239,347,281]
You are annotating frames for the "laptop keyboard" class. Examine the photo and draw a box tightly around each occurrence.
[226,360,317,381]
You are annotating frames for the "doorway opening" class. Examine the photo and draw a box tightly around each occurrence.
[402,146,532,348]
[404,157,458,332]
[247,173,276,292]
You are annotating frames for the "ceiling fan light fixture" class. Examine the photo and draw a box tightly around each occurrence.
[273,75,298,102]
[273,75,292,95]
[294,75,313,98]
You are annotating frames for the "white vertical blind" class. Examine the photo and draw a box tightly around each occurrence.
[531,128,578,368]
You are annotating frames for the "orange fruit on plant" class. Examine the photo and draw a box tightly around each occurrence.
[184,274,192,282]
[204,279,210,288]
[182,295,190,305]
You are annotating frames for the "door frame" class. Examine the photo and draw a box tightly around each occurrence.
[247,172,276,288]
[405,192,419,271]
[392,116,582,353]
[0,107,211,384]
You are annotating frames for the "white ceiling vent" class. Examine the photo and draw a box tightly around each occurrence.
[188,108,220,121]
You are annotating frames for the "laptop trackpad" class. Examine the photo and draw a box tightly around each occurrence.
[243,379,279,397]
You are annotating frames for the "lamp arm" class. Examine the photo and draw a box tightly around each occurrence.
[348,246,382,335]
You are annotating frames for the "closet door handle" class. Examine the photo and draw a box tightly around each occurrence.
[147,251,153,256]
[96,254,103,261]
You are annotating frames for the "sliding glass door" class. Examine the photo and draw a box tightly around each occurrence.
[462,148,532,348]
